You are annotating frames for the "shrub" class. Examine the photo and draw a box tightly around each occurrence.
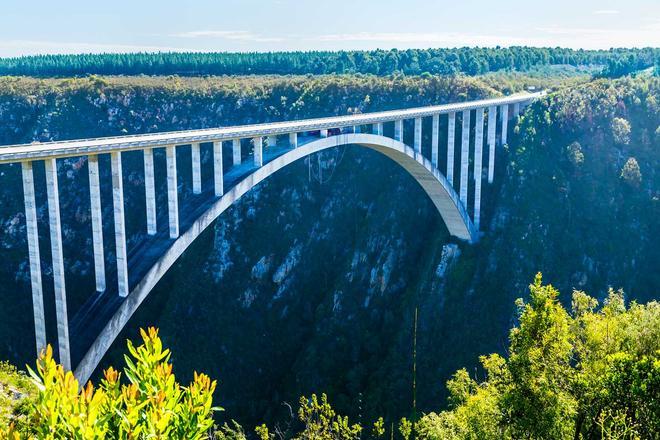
[2,327,218,439]
[620,157,642,187]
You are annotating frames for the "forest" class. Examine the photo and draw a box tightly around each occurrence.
[0,47,658,77]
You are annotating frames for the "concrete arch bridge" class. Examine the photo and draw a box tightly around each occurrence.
[0,92,543,383]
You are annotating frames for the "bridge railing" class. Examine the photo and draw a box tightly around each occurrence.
[0,91,544,372]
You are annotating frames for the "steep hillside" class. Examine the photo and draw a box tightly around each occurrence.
[0,74,657,429]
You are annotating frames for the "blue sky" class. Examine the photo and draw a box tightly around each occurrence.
[1,0,659,56]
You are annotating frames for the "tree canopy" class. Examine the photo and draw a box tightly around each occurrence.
[0,47,657,77]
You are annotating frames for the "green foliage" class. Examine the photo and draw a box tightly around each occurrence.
[372,417,385,438]
[295,393,362,440]
[2,328,217,439]
[416,275,660,440]
[0,48,658,77]
[0,362,35,430]
[214,421,248,440]
[566,141,584,168]
[620,157,642,187]
[398,418,412,440]
[503,274,575,439]
[254,424,271,440]
[612,117,632,145]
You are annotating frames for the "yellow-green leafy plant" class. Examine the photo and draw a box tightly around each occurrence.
[2,327,218,439]
[295,393,362,440]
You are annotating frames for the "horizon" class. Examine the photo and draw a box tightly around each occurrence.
[1,0,659,57]
[0,45,657,60]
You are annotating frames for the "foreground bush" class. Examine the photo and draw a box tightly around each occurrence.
[2,327,217,439]
[416,274,660,440]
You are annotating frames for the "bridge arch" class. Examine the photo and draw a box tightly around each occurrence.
[73,132,475,382]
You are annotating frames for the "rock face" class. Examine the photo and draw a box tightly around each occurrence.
[0,76,657,428]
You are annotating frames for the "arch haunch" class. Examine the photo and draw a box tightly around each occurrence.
[73,132,475,382]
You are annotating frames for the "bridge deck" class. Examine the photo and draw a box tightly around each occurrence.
[0,93,543,164]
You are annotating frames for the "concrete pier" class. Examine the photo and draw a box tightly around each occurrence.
[394,120,403,142]
[487,106,497,184]
[374,122,383,136]
[166,146,179,239]
[431,114,439,167]
[253,137,263,166]
[354,125,361,133]
[21,161,46,355]
[289,132,298,148]
[474,108,484,229]
[88,155,105,292]
[232,139,241,166]
[214,141,224,197]
[460,110,470,206]
[447,112,456,186]
[501,104,509,145]
[143,149,157,235]
[414,118,422,153]
[191,143,201,194]
[319,129,328,138]
[268,135,277,148]
[111,152,129,298]
[44,158,71,369]
[513,102,520,117]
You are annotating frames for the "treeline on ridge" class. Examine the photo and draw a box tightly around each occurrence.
[1,47,658,77]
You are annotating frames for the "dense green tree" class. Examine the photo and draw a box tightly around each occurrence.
[0,47,657,77]
[612,117,632,145]
[415,276,659,440]
[620,157,642,187]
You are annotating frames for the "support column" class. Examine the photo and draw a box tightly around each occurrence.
[487,106,497,184]
[88,155,105,292]
[44,158,70,370]
[232,139,241,166]
[289,132,298,148]
[111,152,129,298]
[354,125,361,133]
[143,149,157,235]
[214,141,224,197]
[21,161,46,355]
[414,118,422,153]
[501,104,509,145]
[319,129,328,138]
[513,102,520,117]
[474,108,484,230]
[253,137,263,166]
[447,112,456,186]
[431,114,439,168]
[460,110,470,206]
[166,146,179,239]
[191,143,201,195]
[394,120,403,142]
[374,122,383,136]
[268,135,277,148]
